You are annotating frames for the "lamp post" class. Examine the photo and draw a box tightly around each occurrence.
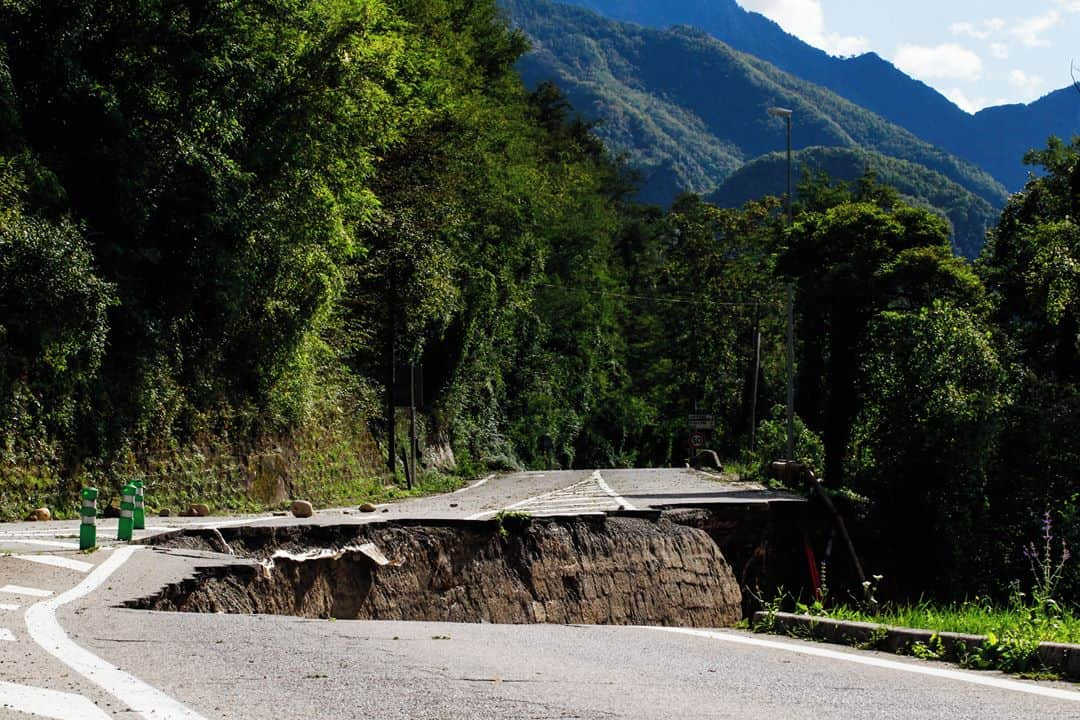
[768,106,796,462]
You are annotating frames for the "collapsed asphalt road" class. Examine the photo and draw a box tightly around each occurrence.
[1,468,1079,719]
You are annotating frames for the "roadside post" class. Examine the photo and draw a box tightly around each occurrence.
[117,483,135,542]
[79,487,98,550]
[133,479,145,530]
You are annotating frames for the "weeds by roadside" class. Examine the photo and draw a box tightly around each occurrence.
[753,512,1076,679]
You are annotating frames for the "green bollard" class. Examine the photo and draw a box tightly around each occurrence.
[117,483,135,542]
[133,480,145,531]
[79,487,98,551]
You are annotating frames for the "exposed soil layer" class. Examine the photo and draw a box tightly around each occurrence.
[132,515,743,627]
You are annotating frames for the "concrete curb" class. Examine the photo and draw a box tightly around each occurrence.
[752,611,1080,680]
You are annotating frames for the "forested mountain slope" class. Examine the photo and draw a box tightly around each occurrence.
[505,0,1007,214]
[561,0,1080,191]
[709,146,997,258]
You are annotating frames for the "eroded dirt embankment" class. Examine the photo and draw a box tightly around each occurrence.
[133,515,743,627]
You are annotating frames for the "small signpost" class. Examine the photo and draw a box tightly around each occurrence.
[688,413,713,457]
[688,413,715,430]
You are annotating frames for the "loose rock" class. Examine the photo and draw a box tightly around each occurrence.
[191,503,211,517]
[103,504,122,518]
[359,503,377,513]
[27,507,51,522]
[291,500,314,518]
[159,508,172,518]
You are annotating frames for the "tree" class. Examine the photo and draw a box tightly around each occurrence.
[852,300,1006,594]
[781,173,955,484]
[979,136,1080,598]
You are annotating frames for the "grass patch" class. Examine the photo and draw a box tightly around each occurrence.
[814,599,1080,645]
[756,594,1080,678]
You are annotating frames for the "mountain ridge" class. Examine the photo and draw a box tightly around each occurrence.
[708,145,997,258]
[561,0,1080,190]
[507,0,1007,213]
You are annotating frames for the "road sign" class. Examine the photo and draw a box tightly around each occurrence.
[689,432,706,449]
[688,413,715,430]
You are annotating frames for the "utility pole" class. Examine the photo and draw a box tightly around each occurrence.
[386,274,397,478]
[407,362,417,490]
[749,303,761,451]
[786,283,795,461]
[768,106,796,461]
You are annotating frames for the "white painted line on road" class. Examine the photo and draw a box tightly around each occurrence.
[25,545,209,719]
[2,538,80,549]
[466,477,596,520]
[649,627,1080,703]
[0,628,14,641]
[0,603,20,611]
[525,500,611,508]
[454,473,496,494]
[0,585,53,598]
[593,470,638,511]
[527,510,606,517]
[13,554,95,573]
[197,518,259,530]
[0,680,112,719]
[0,528,78,536]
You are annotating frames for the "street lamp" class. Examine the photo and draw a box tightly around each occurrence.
[767,106,796,463]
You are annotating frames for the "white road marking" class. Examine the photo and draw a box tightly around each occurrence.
[468,473,638,519]
[0,628,13,641]
[650,627,1080,703]
[0,528,77,536]
[197,518,259,530]
[1,538,80,549]
[13,554,94,573]
[593,470,638,510]
[25,545,209,719]
[0,585,53,598]
[0,603,19,611]
[454,473,496,494]
[466,477,597,519]
[0,680,112,719]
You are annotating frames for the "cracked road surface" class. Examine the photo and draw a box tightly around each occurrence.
[0,468,1078,718]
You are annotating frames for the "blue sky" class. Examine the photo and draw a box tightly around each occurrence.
[735,0,1080,112]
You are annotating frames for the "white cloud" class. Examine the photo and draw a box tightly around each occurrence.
[1010,11,1061,48]
[893,43,984,81]
[1054,0,1080,13]
[990,43,1010,60]
[950,18,1004,40]
[950,22,984,39]
[822,32,870,57]
[1008,69,1046,101]
[737,0,868,57]
[945,87,985,114]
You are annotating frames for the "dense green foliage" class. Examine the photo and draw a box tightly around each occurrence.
[0,0,636,511]
[708,146,997,259]
[506,0,1008,216]
[977,136,1080,603]
[0,0,1076,611]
